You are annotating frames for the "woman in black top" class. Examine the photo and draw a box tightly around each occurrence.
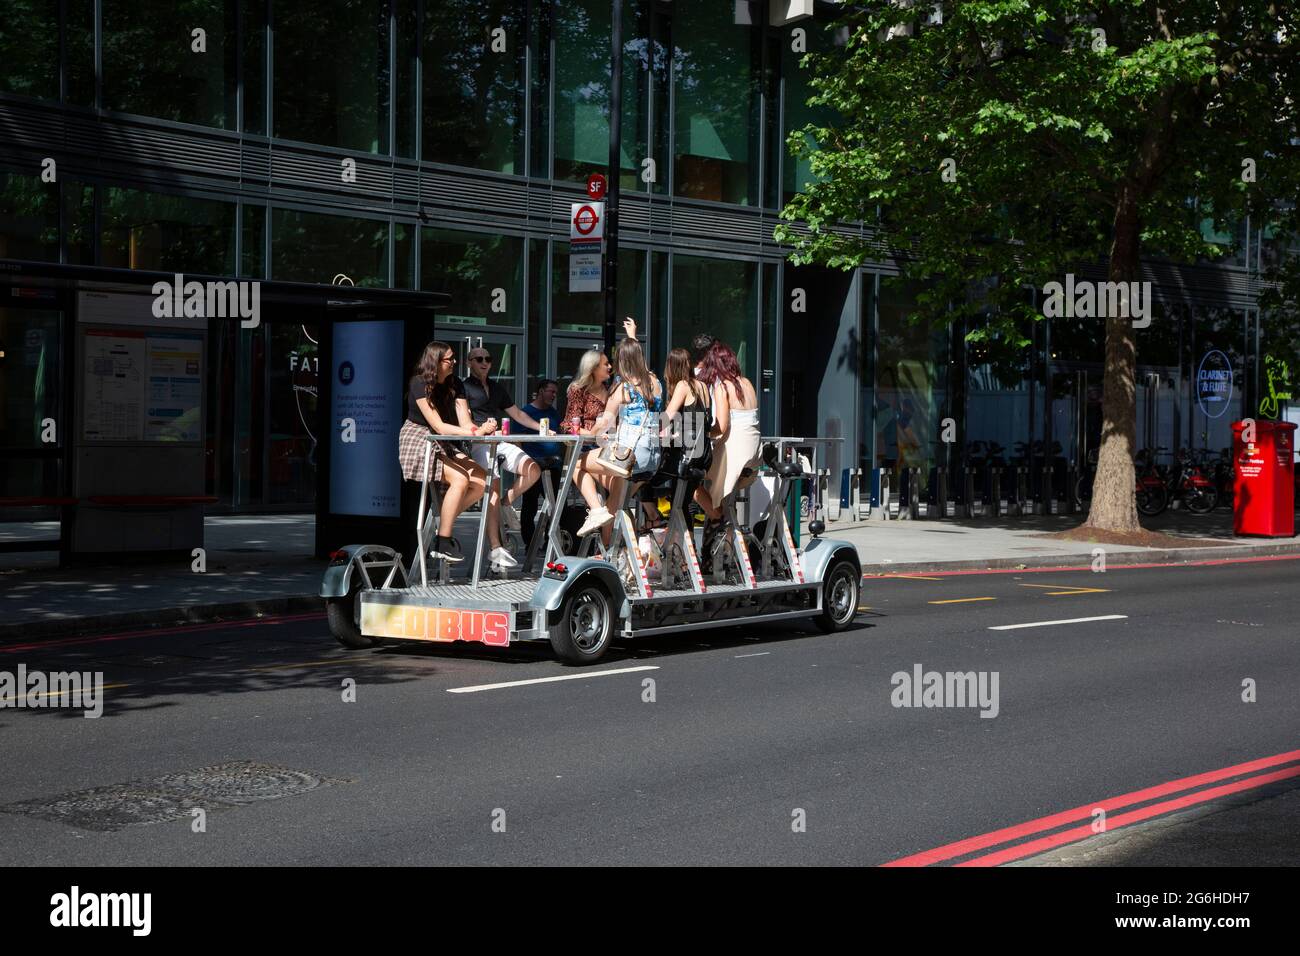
[399,341,493,563]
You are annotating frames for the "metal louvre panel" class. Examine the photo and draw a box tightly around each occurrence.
[95,122,241,179]
[417,170,532,218]
[0,99,67,149]
[667,204,766,244]
[270,147,392,199]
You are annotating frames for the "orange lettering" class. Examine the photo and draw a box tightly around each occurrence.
[436,609,459,642]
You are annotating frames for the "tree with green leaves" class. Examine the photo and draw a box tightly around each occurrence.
[776,1,1299,533]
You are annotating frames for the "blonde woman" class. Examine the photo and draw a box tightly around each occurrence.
[578,337,663,537]
[564,347,615,528]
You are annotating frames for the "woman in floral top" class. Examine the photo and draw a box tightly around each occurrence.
[564,348,615,522]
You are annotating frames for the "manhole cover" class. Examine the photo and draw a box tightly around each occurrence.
[0,761,346,832]
[153,763,331,805]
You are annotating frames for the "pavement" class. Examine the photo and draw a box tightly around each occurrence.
[1,559,1296,866]
[1,505,1298,641]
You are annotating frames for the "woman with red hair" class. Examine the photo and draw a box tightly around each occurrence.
[695,341,761,530]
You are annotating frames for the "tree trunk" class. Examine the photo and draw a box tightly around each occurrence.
[1083,191,1142,533]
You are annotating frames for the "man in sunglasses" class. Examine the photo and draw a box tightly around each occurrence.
[463,348,545,571]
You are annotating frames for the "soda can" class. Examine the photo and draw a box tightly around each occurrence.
[500,417,510,436]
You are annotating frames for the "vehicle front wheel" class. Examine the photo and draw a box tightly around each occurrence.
[549,581,616,664]
[326,580,380,649]
[814,559,861,633]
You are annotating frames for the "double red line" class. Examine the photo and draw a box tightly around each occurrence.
[883,748,1300,867]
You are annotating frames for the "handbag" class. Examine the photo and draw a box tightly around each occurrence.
[596,382,652,478]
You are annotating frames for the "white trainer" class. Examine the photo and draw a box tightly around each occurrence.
[577,507,615,537]
[489,546,519,569]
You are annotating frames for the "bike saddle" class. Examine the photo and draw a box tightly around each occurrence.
[776,461,802,479]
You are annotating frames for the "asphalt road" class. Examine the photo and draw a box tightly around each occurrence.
[1,557,1297,866]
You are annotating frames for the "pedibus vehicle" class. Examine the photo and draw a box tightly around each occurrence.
[321,431,862,663]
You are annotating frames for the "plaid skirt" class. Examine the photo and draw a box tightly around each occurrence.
[399,419,445,484]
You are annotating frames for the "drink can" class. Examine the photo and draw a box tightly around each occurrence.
[500,418,510,436]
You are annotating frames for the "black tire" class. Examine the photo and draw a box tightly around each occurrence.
[1185,485,1217,514]
[549,580,617,664]
[326,579,380,649]
[1075,475,1092,504]
[814,559,860,633]
[1135,482,1168,517]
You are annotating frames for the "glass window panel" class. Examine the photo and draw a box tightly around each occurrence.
[781,16,838,207]
[274,1,387,152]
[242,0,267,134]
[0,0,59,101]
[551,0,653,191]
[267,321,319,505]
[423,0,526,173]
[63,181,95,265]
[393,0,417,157]
[393,223,415,290]
[421,229,523,328]
[270,208,389,287]
[102,0,236,128]
[240,203,266,277]
[101,187,238,274]
[0,308,61,451]
[0,172,59,262]
[874,279,948,476]
[671,253,757,378]
[672,1,759,205]
[66,0,96,106]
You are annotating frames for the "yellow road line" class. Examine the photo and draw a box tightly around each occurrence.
[1017,583,1110,595]
[888,574,945,581]
[928,597,996,605]
[29,682,128,701]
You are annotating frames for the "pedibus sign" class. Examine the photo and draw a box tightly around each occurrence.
[360,603,510,646]
[1196,350,1233,419]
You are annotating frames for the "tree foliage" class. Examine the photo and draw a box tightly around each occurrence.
[777,1,1300,532]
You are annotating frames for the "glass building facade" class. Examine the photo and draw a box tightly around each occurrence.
[0,0,1290,515]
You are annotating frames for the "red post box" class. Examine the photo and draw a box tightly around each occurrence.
[1231,420,1296,537]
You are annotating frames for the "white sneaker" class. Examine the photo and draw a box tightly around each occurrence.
[489,547,519,569]
[501,502,522,532]
[577,507,615,537]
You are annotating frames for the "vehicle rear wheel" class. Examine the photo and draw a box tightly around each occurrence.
[326,580,380,649]
[549,581,616,664]
[814,559,860,633]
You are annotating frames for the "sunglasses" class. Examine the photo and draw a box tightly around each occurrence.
[470,355,492,364]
